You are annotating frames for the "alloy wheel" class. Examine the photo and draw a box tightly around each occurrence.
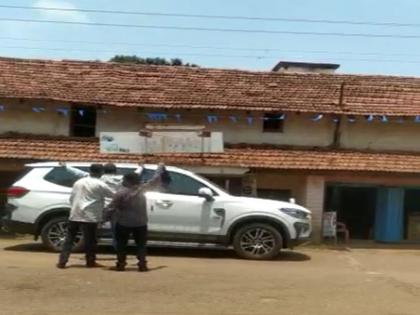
[47,221,81,250]
[239,227,276,256]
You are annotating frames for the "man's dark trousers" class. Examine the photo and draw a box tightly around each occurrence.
[115,223,147,267]
[58,220,98,266]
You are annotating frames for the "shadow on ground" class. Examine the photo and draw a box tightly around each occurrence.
[0,233,17,239]
[322,239,420,251]
[63,263,168,272]
[3,242,311,262]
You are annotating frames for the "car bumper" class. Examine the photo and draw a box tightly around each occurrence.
[0,204,11,228]
[288,222,311,248]
[1,203,36,234]
[1,218,36,234]
[289,236,311,248]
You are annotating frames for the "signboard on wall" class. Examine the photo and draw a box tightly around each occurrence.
[323,211,337,237]
[100,130,224,154]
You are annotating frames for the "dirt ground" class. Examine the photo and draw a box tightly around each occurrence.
[2,237,420,315]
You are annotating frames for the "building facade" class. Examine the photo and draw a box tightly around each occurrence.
[2,57,420,243]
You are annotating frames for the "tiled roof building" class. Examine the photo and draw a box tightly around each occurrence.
[2,57,420,244]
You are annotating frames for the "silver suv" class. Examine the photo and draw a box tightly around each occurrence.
[2,162,312,260]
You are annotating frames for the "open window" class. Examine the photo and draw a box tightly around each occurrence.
[140,169,215,196]
[70,105,96,137]
[165,172,213,196]
[262,113,284,133]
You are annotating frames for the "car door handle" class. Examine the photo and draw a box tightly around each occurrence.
[155,200,173,208]
[213,208,225,216]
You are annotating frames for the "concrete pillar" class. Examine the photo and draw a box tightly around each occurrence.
[301,176,325,243]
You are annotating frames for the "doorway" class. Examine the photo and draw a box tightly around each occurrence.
[404,189,420,240]
[325,185,377,240]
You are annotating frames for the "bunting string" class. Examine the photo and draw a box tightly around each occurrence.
[0,103,419,125]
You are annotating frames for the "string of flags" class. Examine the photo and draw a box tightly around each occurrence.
[142,112,420,125]
[0,106,100,117]
[1,105,420,125]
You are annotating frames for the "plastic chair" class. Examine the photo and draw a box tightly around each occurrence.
[336,222,350,244]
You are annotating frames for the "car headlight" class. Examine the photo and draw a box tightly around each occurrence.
[280,208,309,219]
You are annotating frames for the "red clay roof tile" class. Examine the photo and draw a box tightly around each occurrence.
[2,57,420,115]
[0,135,420,174]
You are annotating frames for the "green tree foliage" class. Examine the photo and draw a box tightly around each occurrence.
[110,55,198,67]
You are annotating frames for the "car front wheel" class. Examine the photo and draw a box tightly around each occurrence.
[233,223,283,260]
[41,216,84,252]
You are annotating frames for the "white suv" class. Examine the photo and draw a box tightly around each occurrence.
[2,162,312,260]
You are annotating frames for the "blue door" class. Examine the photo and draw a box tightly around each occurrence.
[374,188,404,242]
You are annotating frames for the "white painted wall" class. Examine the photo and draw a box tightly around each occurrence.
[215,112,334,146]
[0,99,70,136]
[340,119,420,152]
[96,108,142,135]
[97,108,335,147]
[3,100,418,154]
[256,172,306,203]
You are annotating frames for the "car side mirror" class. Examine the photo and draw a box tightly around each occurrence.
[198,187,214,201]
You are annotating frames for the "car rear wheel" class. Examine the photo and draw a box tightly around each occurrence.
[233,223,283,260]
[41,216,84,252]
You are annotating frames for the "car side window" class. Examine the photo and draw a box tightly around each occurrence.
[44,167,89,188]
[116,167,137,175]
[44,166,135,188]
[139,169,156,184]
[165,171,209,196]
[139,169,166,192]
[139,169,214,196]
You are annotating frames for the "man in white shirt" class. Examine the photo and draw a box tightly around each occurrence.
[62,162,142,194]
[101,163,122,194]
[61,162,142,250]
[99,163,122,250]
[57,164,114,269]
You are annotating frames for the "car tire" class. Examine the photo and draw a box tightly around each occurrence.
[233,223,283,260]
[41,216,84,252]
